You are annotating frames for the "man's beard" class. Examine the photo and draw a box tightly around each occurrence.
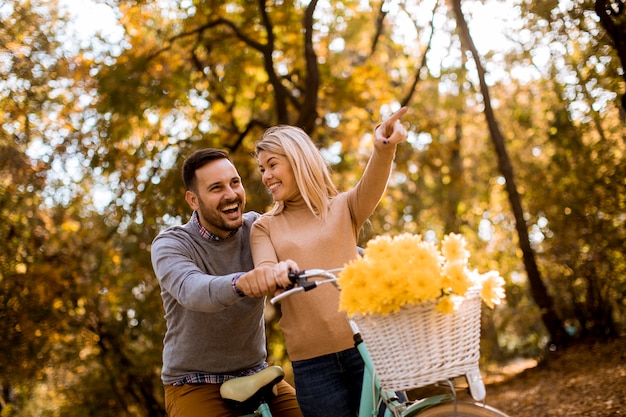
[197,198,244,234]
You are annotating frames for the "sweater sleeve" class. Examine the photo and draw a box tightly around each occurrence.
[250,216,279,267]
[347,140,397,228]
[151,229,241,312]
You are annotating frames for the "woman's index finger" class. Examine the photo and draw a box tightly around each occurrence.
[380,106,408,136]
[386,106,408,124]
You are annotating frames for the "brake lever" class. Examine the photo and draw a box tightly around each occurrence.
[271,269,340,305]
[287,269,317,291]
[270,286,304,305]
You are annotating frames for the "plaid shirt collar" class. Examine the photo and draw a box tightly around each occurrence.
[191,211,237,241]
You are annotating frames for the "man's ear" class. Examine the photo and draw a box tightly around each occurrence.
[185,190,199,210]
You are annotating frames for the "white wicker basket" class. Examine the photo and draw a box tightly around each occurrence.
[351,287,482,392]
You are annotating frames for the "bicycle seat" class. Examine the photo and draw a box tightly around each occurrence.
[220,366,284,408]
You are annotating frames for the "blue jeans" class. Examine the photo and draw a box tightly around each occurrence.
[292,347,364,417]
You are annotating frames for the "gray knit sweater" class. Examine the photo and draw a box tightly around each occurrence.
[151,211,265,385]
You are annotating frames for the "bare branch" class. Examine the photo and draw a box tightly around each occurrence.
[398,0,440,107]
[370,1,389,56]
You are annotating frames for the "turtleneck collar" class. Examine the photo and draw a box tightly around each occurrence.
[282,195,310,211]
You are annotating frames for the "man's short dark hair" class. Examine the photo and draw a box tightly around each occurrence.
[182,148,230,192]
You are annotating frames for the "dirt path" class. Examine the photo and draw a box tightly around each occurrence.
[483,337,626,416]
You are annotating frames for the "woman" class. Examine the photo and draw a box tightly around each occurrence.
[250,108,408,417]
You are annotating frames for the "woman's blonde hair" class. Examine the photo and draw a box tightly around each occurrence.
[255,125,338,219]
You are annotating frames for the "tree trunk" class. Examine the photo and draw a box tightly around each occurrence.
[298,0,321,133]
[593,0,626,117]
[449,0,571,347]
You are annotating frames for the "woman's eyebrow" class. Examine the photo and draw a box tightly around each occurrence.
[260,155,278,166]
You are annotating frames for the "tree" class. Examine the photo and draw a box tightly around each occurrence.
[1,0,78,412]
[594,0,626,116]
[2,0,625,415]
[450,0,571,347]
[1,1,166,415]
[517,0,626,340]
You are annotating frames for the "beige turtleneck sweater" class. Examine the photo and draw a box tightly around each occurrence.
[250,144,397,361]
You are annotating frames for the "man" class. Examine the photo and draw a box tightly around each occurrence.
[151,148,302,417]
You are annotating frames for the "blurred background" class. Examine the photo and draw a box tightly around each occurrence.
[1,0,624,415]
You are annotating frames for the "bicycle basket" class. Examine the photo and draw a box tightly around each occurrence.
[351,287,482,392]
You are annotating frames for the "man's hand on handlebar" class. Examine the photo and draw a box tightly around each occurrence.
[236,260,300,297]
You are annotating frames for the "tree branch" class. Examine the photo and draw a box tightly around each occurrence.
[297,0,320,133]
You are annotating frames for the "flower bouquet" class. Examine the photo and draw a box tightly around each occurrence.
[338,233,506,392]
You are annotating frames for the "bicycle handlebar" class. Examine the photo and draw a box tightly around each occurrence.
[270,268,342,305]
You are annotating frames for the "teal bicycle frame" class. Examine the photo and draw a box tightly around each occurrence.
[270,269,458,417]
[353,321,457,417]
[270,269,509,417]
[271,268,506,417]
[222,323,468,417]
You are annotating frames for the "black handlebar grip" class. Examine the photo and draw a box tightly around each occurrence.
[287,269,303,283]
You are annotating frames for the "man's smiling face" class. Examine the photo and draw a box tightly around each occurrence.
[185,158,246,239]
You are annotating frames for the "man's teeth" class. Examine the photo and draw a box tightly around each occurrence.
[222,203,238,212]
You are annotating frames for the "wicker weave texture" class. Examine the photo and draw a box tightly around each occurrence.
[352,287,482,392]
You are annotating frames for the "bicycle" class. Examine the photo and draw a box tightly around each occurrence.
[268,268,511,417]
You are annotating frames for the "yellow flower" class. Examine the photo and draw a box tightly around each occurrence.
[338,233,506,316]
[479,270,507,308]
[436,296,455,314]
[441,233,470,263]
[441,261,472,295]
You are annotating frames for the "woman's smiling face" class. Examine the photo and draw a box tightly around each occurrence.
[257,150,300,202]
